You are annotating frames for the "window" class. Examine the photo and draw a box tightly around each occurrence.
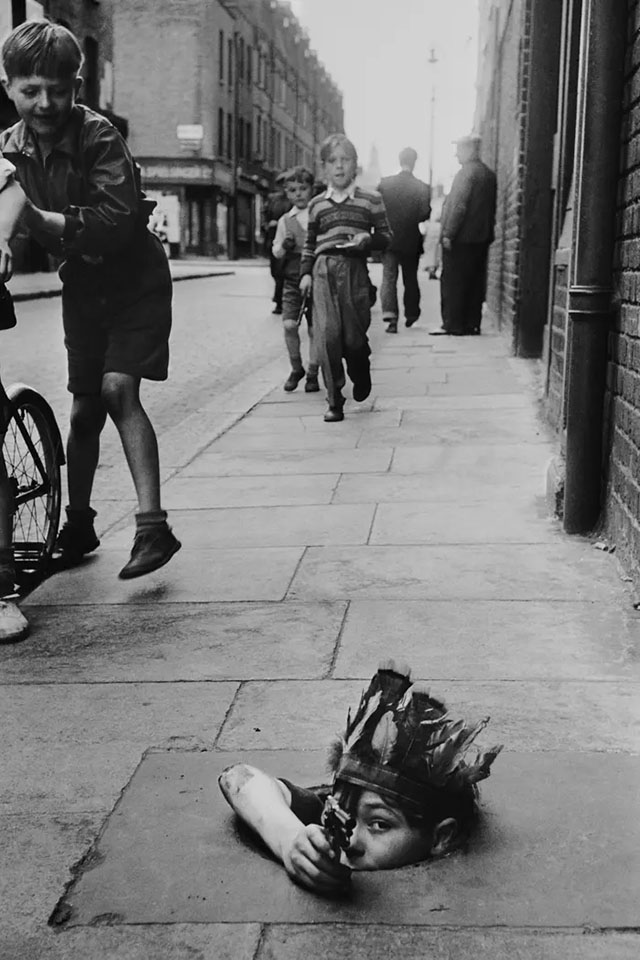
[219,30,224,82]
[238,116,244,158]
[246,121,252,160]
[227,113,232,158]
[256,114,262,155]
[247,44,252,84]
[238,38,244,84]
[228,37,234,86]
[217,108,224,155]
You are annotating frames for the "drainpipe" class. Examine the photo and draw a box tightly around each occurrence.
[563,0,626,534]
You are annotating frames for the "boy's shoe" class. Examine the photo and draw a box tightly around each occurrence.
[118,523,181,580]
[304,375,320,393]
[284,368,305,392]
[405,316,419,328]
[0,600,29,644]
[324,406,345,422]
[353,368,372,402]
[272,305,283,315]
[386,321,398,334]
[55,508,100,565]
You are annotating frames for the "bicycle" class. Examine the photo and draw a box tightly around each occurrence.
[0,374,64,581]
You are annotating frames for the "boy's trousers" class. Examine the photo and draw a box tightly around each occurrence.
[312,254,372,407]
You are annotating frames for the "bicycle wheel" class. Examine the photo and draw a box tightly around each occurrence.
[3,385,63,577]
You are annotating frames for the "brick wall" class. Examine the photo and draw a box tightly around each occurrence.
[477,0,529,350]
[604,0,640,575]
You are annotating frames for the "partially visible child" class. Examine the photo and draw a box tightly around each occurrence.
[0,20,180,579]
[0,168,32,641]
[299,134,391,422]
[271,166,320,393]
[219,660,502,896]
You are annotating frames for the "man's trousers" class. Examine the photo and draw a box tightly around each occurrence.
[440,242,489,334]
[380,250,422,323]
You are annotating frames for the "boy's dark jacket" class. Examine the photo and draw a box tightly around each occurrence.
[0,104,155,263]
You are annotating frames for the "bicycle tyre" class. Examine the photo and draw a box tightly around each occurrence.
[3,385,64,576]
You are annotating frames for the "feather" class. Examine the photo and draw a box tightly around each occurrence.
[370,710,398,762]
[326,736,346,774]
[463,744,504,784]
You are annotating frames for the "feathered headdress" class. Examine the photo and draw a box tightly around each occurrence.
[328,661,503,812]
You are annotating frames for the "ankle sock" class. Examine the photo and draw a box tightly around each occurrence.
[135,510,168,531]
[65,506,97,527]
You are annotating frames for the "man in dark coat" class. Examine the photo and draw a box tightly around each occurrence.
[433,135,497,336]
[378,147,432,333]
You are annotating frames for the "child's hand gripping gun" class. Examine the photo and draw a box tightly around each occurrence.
[321,793,355,860]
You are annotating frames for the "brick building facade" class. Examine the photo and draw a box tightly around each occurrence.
[111,0,343,257]
[475,0,640,585]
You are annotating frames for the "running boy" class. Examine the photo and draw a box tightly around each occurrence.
[299,134,391,422]
[271,166,320,393]
[0,21,180,579]
[219,661,502,896]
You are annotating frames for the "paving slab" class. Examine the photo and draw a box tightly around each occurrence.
[212,428,362,451]
[3,924,261,960]
[373,393,531,411]
[335,600,640,680]
[258,927,640,960]
[427,377,522,396]
[161,474,340,509]
[369,499,559,544]
[105,504,375,549]
[389,442,555,476]
[0,602,346,682]
[177,448,393,476]
[26,547,304,604]
[0,682,237,812]
[333,474,546,503]
[357,422,549,447]
[216,679,640,752]
[287,543,625,602]
[52,750,640,928]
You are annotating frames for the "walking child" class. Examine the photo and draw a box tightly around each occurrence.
[271,166,320,393]
[299,134,391,422]
[0,20,180,580]
[220,660,502,896]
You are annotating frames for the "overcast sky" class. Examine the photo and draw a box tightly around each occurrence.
[289,0,479,187]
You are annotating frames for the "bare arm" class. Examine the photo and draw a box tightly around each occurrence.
[0,179,28,282]
[218,763,350,894]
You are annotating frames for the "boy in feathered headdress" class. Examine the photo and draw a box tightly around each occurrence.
[219,662,502,896]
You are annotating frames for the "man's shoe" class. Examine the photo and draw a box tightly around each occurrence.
[405,317,419,328]
[429,326,450,336]
[55,509,100,565]
[284,368,305,392]
[386,321,398,334]
[353,369,372,402]
[272,305,283,315]
[304,375,320,393]
[0,600,29,643]
[118,523,181,580]
[324,406,345,422]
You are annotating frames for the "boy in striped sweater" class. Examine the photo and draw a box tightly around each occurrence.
[272,166,320,393]
[299,135,391,422]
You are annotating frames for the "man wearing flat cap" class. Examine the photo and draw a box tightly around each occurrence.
[433,135,497,336]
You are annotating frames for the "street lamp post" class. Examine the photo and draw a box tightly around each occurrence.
[427,48,438,192]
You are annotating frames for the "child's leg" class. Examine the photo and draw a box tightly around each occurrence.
[101,372,180,579]
[66,394,107,510]
[342,260,373,400]
[101,372,161,513]
[305,308,320,380]
[281,280,305,391]
[0,453,16,593]
[313,256,347,410]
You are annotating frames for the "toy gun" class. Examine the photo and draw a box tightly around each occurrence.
[296,288,310,327]
[321,793,355,860]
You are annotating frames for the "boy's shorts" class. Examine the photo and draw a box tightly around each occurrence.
[60,234,172,395]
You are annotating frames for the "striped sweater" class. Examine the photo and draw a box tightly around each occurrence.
[299,187,392,277]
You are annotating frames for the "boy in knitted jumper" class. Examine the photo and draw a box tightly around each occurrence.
[299,135,391,422]
[271,166,319,393]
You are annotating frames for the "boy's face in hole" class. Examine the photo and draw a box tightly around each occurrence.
[342,789,434,871]
[286,181,312,209]
[3,75,81,141]
[324,145,357,190]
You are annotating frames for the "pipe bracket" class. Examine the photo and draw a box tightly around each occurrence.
[568,285,613,319]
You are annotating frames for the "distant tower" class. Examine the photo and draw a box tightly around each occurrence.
[358,143,382,188]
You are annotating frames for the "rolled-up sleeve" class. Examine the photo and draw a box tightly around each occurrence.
[0,157,16,192]
[61,127,143,257]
